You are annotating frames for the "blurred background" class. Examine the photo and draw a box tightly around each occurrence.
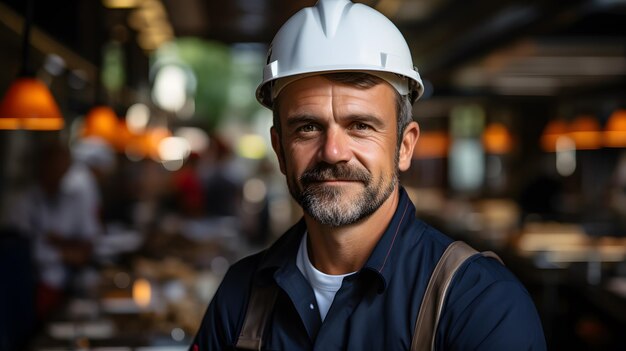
[0,0,625,350]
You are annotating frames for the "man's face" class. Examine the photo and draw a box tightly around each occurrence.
[271,75,416,227]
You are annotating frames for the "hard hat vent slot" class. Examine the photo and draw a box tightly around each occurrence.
[265,61,279,79]
[380,53,388,68]
[317,0,351,38]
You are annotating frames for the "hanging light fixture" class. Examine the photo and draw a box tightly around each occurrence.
[413,131,449,159]
[604,109,626,148]
[568,114,602,150]
[540,119,568,152]
[0,0,64,130]
[82,105,119,145]
[482,122,514,154]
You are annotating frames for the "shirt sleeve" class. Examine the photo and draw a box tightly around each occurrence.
[436,255,547,350]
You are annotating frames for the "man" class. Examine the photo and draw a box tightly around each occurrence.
[5,137,115,319]
[192,0,546,349]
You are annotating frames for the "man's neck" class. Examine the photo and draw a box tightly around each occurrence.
[303,187,401,275]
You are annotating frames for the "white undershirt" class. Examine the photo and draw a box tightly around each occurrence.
[296,232,356,321]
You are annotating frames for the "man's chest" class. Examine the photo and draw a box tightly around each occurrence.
[263,280,420,351]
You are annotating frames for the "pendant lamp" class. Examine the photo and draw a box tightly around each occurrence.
[0,0,64,131]
[413,131,449,159]
[82,105,119,144]
[604,109,626,148]
[540,120,568,152]
[482,122,513,155]
[568,115,601,150]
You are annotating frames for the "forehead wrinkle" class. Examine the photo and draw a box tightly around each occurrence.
[282,81,333,119]
[329,82,393,128]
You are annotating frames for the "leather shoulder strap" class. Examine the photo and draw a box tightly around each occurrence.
[235,283,279,350]
[411,241,502,351]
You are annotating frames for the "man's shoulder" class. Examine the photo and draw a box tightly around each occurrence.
[221,221,304,290]
[401,218,455,262]
[403,219,531,308]
[439,252,545,349]
[403,218,514,284]
[220,250,266,289]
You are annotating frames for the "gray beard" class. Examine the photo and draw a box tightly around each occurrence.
[288,163,398,227]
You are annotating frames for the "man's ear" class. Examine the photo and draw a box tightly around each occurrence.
[398,121,419,172]
[271,126,287,175]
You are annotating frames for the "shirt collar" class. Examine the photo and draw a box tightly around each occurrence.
[255,187,417,292]
[255,218,306,284]
[361,187,416,292]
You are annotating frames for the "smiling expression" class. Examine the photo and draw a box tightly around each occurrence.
[271,75,415,227]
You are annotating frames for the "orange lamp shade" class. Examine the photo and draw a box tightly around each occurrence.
[82,105,119,144]
[482,123,513,154]
[0,77,64,130]
[145,127,171,161]
[125,126,171,161]
[605,109,626,148]
[413,131,449,159]
[540,120,568,152]
[112,120,134,152]
[569,115,601,150]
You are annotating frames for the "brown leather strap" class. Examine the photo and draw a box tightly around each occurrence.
[235,283,279,350]
[410,241,503,351]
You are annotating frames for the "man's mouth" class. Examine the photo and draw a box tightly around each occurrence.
[306,177,364,185]
[299,163,371,186]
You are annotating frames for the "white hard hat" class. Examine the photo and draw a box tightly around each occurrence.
[256,0,424,108]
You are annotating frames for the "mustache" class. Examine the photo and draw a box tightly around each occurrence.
[299,163,371,184]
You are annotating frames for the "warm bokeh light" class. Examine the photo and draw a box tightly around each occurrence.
[243,178,267,204]
[124,126,171,162]
[126,103,150,134]
[237,134,267,160]
[568,115,602,150]
[0,77,64,130]
[540,120,568,152]
[482,122,514,154]
[604,109,626,148]
[113,120,134,153]
[145,126,172,161]
[82,106,119,145]
[413,131,449,159]
[102,0,138,9]
[174,127,209,154]
[132,278,151,308]
[0,117,18,129]
[127,0,174,51]
[158,136,191,164]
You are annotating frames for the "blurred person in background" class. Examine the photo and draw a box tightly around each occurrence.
[191,0,545,350]
[5,136,115,321]
[201,134,242,219]
[172,152,206,218]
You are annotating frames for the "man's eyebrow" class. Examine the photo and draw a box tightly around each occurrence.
[285,114,319,129]
[341,113,387,129]
[284,112,388,130]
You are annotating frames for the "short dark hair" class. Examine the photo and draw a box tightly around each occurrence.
[272,72,413,145]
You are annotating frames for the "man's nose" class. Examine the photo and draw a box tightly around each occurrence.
[319,127,351,164]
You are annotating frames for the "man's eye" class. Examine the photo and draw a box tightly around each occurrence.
[298,124,319,133]
[352,122,370,131]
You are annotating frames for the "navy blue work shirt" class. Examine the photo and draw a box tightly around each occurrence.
[191,187,546,350]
